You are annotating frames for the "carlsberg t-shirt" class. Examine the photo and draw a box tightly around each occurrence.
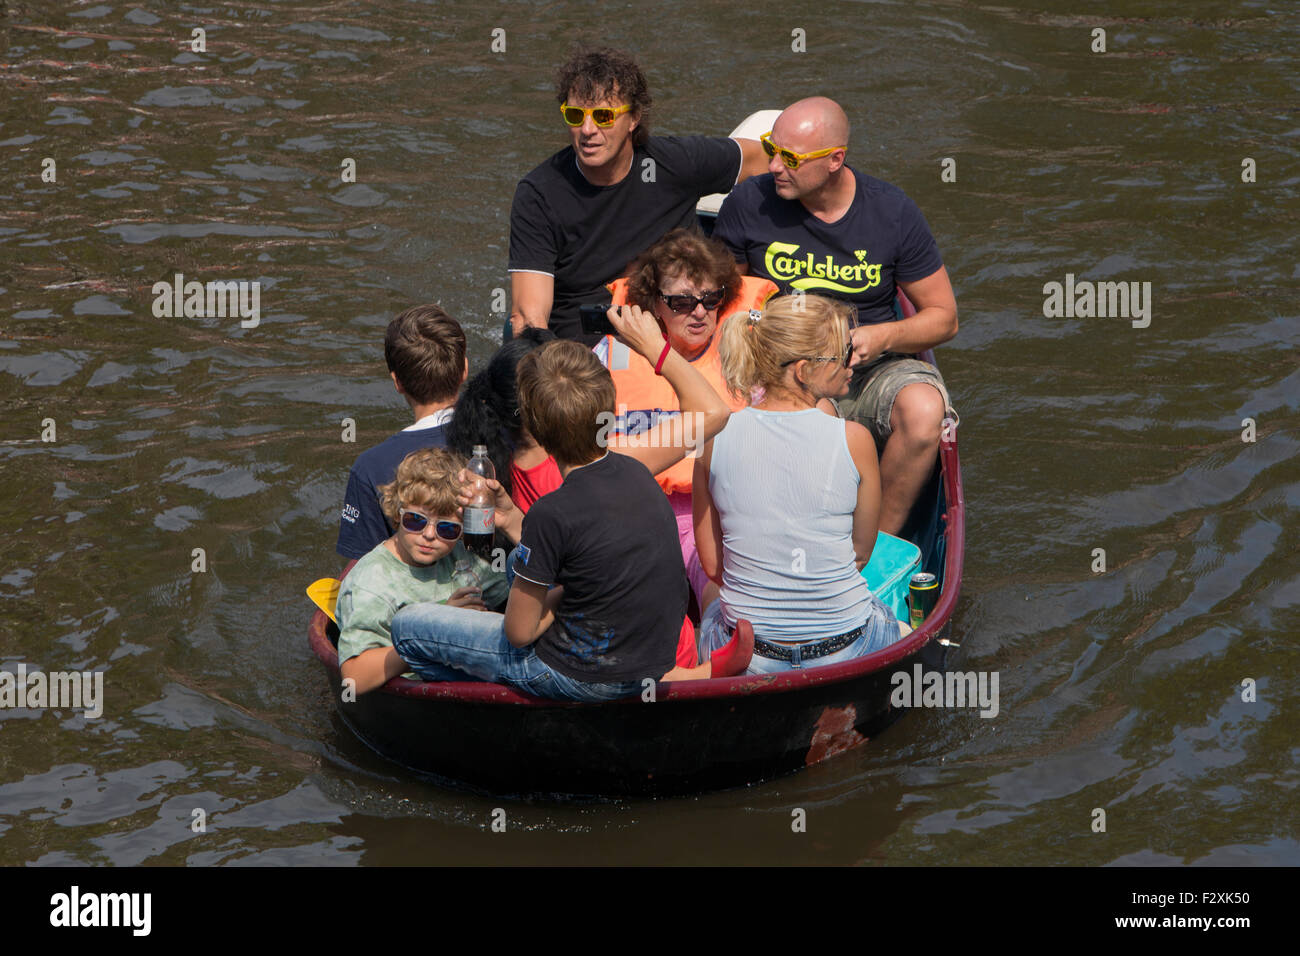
[712,168,943,326]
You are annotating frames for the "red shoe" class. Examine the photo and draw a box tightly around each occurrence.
[711,619,754,678]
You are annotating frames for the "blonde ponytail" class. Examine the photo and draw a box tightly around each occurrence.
[717,294,854,398]
[716,307,762,399]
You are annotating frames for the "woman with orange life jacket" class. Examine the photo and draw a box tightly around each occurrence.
[594,229,777,608]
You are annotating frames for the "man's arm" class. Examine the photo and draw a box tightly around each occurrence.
[510,271,553,335]
[850,266,959,363]
[732,137,768,184]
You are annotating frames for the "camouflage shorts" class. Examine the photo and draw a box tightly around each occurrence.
[836,353,955,446]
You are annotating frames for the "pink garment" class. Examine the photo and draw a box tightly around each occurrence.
[668,491,711,603]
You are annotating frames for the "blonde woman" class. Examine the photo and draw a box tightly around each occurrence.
[692,294,909,674]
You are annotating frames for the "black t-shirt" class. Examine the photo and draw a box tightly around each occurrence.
[712,168,943,326]
[511,452,685,683]
[509,135,741,343]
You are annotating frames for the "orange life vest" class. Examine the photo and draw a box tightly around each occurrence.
[595,275,777,495]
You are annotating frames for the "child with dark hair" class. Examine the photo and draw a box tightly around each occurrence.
[447,327,560,514]
[336,305,467,563]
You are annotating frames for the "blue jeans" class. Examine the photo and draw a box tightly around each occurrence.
[390,603,642,702]
[698,591,904,675]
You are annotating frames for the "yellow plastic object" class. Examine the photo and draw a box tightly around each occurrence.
[559,102,632,127]
[306,578,341,624]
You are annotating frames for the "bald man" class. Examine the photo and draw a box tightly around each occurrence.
[712,96,958,535]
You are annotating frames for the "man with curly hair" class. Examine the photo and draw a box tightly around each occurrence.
[508,45,768,344]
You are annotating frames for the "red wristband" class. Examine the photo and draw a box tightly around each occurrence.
[653,340,671,375]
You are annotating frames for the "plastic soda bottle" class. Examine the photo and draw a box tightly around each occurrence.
[463,445,496,560]
[451,556,481,591]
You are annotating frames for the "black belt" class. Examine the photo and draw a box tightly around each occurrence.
[732,625,864,664]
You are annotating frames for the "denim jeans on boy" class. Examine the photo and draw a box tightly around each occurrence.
[390,602,641,702]
[698,590,904,676]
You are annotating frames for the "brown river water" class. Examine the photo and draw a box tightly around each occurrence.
[0,1,1296,866]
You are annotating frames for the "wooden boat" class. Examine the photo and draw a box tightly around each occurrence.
[307,308,964,798]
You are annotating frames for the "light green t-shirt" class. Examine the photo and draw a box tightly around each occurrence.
[336,540,510,674]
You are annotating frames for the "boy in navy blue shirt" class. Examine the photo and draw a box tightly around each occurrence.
[336,305,467,562]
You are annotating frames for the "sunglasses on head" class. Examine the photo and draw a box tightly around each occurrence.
[781,340,854,369]
[760,131,847,170]
[398,509,463,540]
[560,102,632,128]
[659,289,726,314]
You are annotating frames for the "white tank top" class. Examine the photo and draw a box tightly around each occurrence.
[708,406,870,640]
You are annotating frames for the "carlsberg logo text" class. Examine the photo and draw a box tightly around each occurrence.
[152,272,261,328]
[762,241,882,294]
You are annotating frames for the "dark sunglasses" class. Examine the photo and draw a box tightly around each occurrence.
[398,509,462,540]
[659,289,726,314]
[781,340,853,369]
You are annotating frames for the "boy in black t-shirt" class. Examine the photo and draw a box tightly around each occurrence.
[505,339,686,684]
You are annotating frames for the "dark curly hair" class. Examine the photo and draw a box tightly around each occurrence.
[554,45,651,147]
[446,327,557,497]
[626,229,741,316]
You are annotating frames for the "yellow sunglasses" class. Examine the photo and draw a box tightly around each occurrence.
[560,102,633,128]
[760,131,847,170]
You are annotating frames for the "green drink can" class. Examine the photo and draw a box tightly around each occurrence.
[908,572,938,629]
